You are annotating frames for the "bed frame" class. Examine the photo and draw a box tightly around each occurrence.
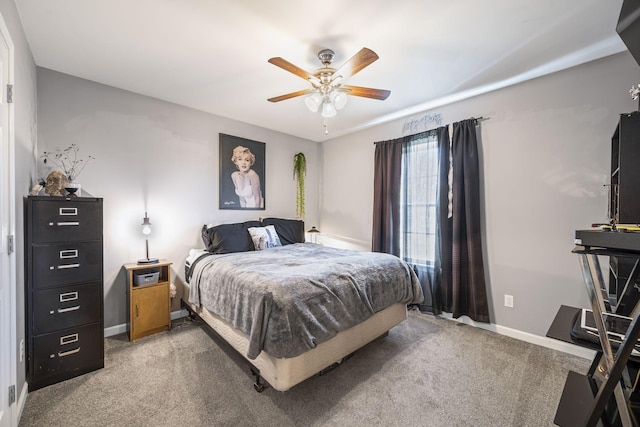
[180,285,407,392]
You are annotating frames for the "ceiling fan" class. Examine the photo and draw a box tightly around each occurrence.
[267,47,390,128]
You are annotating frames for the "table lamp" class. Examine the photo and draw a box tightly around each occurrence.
[138,212,159,264]
[307,226,320,244]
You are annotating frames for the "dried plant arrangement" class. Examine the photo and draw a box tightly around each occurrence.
[41,144,94,181]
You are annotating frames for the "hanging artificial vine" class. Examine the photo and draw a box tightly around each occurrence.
[293,152,306,219]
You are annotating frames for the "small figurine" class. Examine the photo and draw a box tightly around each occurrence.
[44,170,69,196]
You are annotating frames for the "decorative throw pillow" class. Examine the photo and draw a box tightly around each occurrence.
[247,225,282,250]
[260,217,305,245]
[201,220,261,253]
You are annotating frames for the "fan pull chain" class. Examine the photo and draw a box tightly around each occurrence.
[324,118,329,135]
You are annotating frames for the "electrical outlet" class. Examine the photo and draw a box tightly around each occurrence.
[19,339,24,362]
[504,294,514,308]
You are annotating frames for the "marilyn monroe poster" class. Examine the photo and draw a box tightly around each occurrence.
[219,133,265,210]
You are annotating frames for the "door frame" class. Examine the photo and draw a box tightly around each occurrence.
[0,8,16,427]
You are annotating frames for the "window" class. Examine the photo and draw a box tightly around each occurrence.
[400,132,439,266]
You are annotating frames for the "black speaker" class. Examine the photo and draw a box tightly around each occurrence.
[617,0,640,67]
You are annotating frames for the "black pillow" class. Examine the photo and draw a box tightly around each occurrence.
[260,218,305,245]
[201,220,261,253]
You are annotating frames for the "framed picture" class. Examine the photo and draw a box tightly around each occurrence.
[219,133,266,210]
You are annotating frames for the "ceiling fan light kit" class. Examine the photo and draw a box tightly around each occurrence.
[268,47,390,133]
[321,99,337,118]
[330,90,348,110]
[304,92,322,112]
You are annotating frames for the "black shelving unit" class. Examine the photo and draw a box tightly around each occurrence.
[609,112,640,311]
[610,112,640,225]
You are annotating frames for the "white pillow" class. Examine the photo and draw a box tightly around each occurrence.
[248,225,282,250]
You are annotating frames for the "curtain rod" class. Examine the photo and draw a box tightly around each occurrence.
[373,116,489,144]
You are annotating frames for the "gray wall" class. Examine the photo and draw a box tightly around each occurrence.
[36,68,319,328]
[0,0,38,405]
[36,52,640,341]
[320,52,640,337]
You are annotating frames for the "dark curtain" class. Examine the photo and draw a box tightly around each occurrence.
[373,130,443,313]
[440,119,490,322]
[372,120,489,322]
[372,138,403,255]
[430,126,451,315]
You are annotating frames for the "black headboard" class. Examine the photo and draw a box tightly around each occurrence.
[617,0,640,67]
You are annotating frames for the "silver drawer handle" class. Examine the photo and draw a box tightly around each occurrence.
[57,305,80,313]
[59,291,78,302]
[56,222,80,226]
[60,249,78,259]
[58,348,80,357]
[60,333,78,345]
[59,207,78,216]
[57,263,80,270]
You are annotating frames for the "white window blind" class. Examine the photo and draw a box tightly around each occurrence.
[400,132,439,266]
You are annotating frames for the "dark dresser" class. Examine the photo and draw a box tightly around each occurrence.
[25,196,104,391]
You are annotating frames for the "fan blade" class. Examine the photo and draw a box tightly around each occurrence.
[268,57,320,85]
[268,89,312,103]
[332,48,379,82]
[342,85,390,100]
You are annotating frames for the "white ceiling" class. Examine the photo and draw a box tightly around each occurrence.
[16,0,627,142]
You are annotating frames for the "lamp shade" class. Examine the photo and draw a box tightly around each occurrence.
[331,91,348,110]
[307,226,320,233]
[305,92,322,112]
[321,101,337,118]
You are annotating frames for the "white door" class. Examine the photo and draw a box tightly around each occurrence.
[0,12,14,427]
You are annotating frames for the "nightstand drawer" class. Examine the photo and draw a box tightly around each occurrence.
[32,241,102,288]
[32,323,103,379]
[32,282,102,334]
[30,199,102,243]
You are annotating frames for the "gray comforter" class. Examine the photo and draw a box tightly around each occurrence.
[188,243,423,359]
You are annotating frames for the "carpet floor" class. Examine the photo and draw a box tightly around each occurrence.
[19,310,589,426]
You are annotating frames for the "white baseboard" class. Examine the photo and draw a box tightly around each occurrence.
[439,313,597,360]
[16,381,27,426]
[171,309,189,321]
[318,233,370,251]
[104,309,189,338]
[103,323,126,338]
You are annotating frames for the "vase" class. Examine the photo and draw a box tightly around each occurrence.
[65,182,81,197]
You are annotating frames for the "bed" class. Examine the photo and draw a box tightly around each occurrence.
[181,218,423,391]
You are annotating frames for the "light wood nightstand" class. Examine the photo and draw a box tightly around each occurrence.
[124,260,172,341]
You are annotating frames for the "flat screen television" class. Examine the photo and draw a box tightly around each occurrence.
[617,0,640,67]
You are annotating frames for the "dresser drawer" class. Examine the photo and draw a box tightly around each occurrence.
[32,282,102,335]
[32,323,103,379]
[30,199,102,243]
[32,241,102,288]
